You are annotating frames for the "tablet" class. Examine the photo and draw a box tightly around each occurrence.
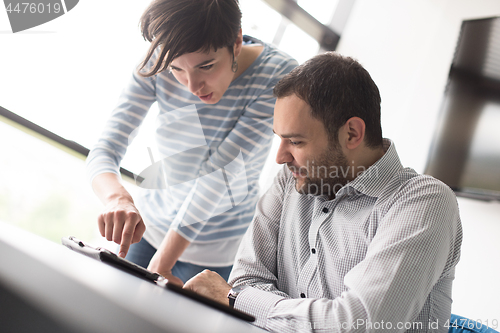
[61,236,254,322]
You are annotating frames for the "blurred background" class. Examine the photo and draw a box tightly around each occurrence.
[1,0,499,322]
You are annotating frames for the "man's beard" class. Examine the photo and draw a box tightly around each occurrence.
[289,143,350,199]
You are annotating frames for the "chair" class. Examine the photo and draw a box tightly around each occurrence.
[448,314,499,333]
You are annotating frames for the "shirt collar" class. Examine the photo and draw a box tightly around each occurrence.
[340,139,403,198]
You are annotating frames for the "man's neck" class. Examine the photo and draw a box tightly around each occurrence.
[347,145,386,181]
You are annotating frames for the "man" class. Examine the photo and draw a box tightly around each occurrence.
[184,52,462,332]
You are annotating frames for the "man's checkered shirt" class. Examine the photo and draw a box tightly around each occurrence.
[228,139,462,333]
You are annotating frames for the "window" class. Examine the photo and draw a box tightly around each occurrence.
[0,0,351,241]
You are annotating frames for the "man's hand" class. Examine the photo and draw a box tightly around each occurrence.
[97,197,146,258]
[184,270,232,306]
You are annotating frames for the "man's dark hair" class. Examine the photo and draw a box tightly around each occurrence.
[138,0,242,77]
[273,52,383,148]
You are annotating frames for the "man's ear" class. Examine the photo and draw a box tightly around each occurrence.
[342,117,366,150]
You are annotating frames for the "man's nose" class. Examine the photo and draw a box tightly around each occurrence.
[275,139,293,165]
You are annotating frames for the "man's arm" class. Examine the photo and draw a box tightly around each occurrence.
[236,178,460,332]
[184,167,292,322]
[227,166,289,296]
[187,174,461,333]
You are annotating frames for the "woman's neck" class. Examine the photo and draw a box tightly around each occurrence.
[232,44,264,80]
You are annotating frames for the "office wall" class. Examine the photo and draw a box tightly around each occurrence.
[336,0,500,322]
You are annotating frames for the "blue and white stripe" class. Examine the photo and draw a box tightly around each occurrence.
[86,38,297,265]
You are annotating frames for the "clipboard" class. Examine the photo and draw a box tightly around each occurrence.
[61,236,255,322]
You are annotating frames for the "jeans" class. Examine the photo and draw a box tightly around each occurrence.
[126,237,233,283]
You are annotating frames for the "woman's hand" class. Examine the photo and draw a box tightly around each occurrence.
[146,228,192,286]
[92,173,146,258]
[147,254,184,287]
[98,196,146,257]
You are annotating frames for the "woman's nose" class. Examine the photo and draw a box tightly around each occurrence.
[186,73,204,94]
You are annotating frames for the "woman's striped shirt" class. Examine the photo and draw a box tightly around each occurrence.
[86,37,297,265]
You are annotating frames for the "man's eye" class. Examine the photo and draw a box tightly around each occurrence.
[290,141,301,146]
[200,64,213,70]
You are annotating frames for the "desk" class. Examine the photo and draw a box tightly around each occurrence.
[0,222,266,333]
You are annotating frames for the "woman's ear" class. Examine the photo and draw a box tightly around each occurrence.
[343,117,366,150]
[233,29,243,58]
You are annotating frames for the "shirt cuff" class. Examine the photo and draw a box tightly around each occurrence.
[234,287,285,329]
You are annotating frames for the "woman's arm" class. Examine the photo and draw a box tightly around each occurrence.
[86,55,157,257]
[147,228,188,286]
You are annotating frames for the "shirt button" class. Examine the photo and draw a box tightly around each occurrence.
[322,207,329,213]
[300,293,306,298]
[311,248,316,254]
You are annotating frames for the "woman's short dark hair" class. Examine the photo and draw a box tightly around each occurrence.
[273,52,383,148]
[138,0,242,77]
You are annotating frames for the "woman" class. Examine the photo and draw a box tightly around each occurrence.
[86,0,297,286]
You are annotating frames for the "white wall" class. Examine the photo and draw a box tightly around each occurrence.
[335,0,500,322]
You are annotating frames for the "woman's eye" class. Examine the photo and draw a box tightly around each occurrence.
[169,66,180,72]
[200,64,213,70]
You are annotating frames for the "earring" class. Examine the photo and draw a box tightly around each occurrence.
[232,60,238,73]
